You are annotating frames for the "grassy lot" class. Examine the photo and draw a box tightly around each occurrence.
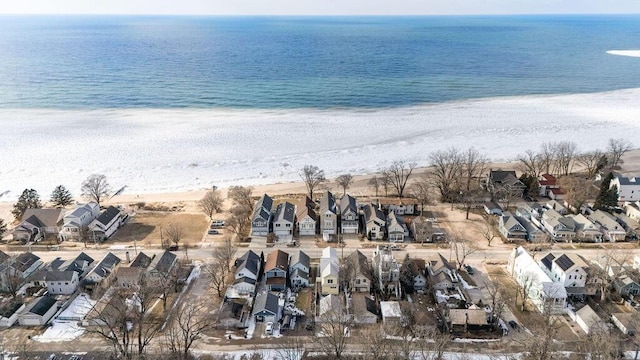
[111,211,208,247]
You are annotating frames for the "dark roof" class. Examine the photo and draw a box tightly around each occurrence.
[45,270,76,282]
[60,252,94,274]
[347,250,372,280]
[21,208,64,228]
[489,170,518,183]
[234,276,256,285]
[484,202,503,211]
[236,250,261,276]
[265,250,289,272]
[130,252,152,268]
[290,267,308,279]
[90,252,121,279]
[29,296,57,316]
[75,252,94,265]
[274,202,296,223]
[290,250,310,268]
[319,191,337,214]
[150,250,177,275]
[540,253,555,271]
[0,250,9,265]
[555,254,575,271]
[13,252,41,273]
[252,194,273,222]
[96,206,120,226]
[296,198,317,222]
[253,292,279,315]
[614,175,640,186]
[363,204,385,224]
[340,194,357,218]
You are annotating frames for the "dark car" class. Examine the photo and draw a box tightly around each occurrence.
[207,229,220,235]
[508,320,518,329]
[464,264,474,275]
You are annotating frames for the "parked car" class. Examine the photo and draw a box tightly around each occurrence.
[464,264,474,275]
[305,318,314,331]
[210,220,225,228]
[265,322,273,335]
[208,229,220,235]
[508,320,518,330]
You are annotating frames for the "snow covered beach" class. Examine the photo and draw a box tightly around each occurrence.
[1,89,640,201]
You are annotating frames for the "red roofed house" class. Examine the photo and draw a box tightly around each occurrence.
[538,174,559,198]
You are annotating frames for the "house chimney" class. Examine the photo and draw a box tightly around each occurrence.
[126,251,130,263]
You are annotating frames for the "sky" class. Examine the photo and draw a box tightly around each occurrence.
[1,0,640,15]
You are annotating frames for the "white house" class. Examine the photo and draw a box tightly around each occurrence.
[498,212,528,241]
[569,214,603,242]
[611,174,640,201]
[89,206,123,241]
[296,197,317,236]
[0,302,25,327]
[320,247,339,295]
[273,202,296,241]
[84,252,121,285]
[319,191,338,239]
[364,204,386,240]
[251,194,273,237]
[18,296,58,326]
[235,250,262,281]
[252,291,281,323]
[45,270,79,295]
[386,212,406,242]
[373,246,401,298]
[404,258,427,293]
[289,251,310,289]
[59,202,100,241]
[589,210,626,242]
[541,209,576,241]
[340,194,359,234]
[626,201,640,221]
[539,253,589,297]
[508,247,567,314]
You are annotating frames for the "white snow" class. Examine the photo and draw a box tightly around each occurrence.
[460,277,476,290]
[1,89,640,200]
[32,321,86,342]
[57,293,96,321]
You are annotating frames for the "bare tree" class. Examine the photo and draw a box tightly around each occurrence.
[368,176,380,197]
[335,174,354,196]
[380,170,392,197]
[386,160,417,198]
[312,305,352,359]
[198,189,223,220]
[410,175,432,215]
[539,142,554,175]
[81,174,111,206]
[461,148,487,192]
[450,232,481,271]
[517,149,544,178]
[484,281,509,331]
[608,138,633,169]
[550,141,577,176]
[206,238,236,297]
[214,237,237,273]
[577,149,606,179]
[2,271,25,299]
[227,186,254,211]
[165,223,184,249]
[226,186,254,240]
[414,329,451,360]
[521,296,563,360]
[299,165,326,200]
[359,328,395,360]
[165,300,214,359]
[274,336,307,360]
[589,250,631,302]
[515,271,536,312]
[578,323,623,360]
[558,175,597,212]
[429,148,463,203]
[478,217,499,246]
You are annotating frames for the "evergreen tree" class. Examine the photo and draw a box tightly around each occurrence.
[0,218,6,239]
[594,173,619,211]
[50,185,74,208]
[11,188,42,219]
[519,174,539,199]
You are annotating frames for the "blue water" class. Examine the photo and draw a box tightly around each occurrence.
[1,15,640,109]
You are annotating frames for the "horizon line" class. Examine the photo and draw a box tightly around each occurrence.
[1,12,640,17]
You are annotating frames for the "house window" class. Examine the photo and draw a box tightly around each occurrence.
[356,279,361,285]
[328,279,333,284]
[65,282,68,285]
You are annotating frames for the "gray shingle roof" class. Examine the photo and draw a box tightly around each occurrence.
[150,250,177,275]
[363,204,385,224]
[0,250,9,265]
[89,252,121,279]
[253,292,279,315]
[236,250,261,277]
[319,191,336,214]
[21,209,64,228]
[252,194,273,222]
[340,194,357,218]
[130,252,152,268]
[96,206,120,226]
[614,175,640,186]
[45,270,76,282]
[274,202,296,223]
[290,250,310,269]
[13,252,41,273]
[29,296,57,316]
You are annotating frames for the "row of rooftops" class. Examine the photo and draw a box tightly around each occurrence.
[14,204,123,234]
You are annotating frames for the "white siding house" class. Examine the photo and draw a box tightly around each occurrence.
[59,202,101,241]
[89,206,123,241]
[296,197,317,236]
[364,204,386,240]
[340,194,359,234]
[611,175,640,201]
[45,271,79,295]
[251,194,273,237]
[273,202,296,241]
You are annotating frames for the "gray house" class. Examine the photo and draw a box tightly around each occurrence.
[364,204,386,240]
[253,292,281,323]
[289,251,310,289]
[13,209,64,243]
[340,194,359,234]
[296,197,317,236]
[319,191,338,240]
[251,194,273,237]
[273,202,296,241]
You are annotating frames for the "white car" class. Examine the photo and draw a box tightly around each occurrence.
[265,322,273,335]
[210,220,225,228]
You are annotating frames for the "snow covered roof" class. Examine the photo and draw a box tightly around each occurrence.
[380,301,401,319]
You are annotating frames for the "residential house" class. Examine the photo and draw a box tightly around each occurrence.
[346,250,372,293]
[498,212,527,241]
[59,202,101,241]
[363,204,386,240]
[381,199,417,216]
[373,246,401,298]
[235,250,262,281]
[0,301,25,327]
[569,214,603,242]
[538,253,589,298]
[289,251,310,290]
[1,252,44,292]
[548,188,566,201]
[340,194,359,234]
[18,296,58,326]
[114,267,143,289]
[589,210,626,242]
[296,197,317,236]
[380,301,402,327]
[147,250,178,282]
[626,201,640,221]
[45,270,79,295]
[84,252,121,286]
[318,294,345,322]
[575,305,601,334]
[517,202,545,220]
[611,174,640,201]
[427,254,460,290]
[130,252,153,269]
[251,194,273,237]
[350,293,378,324]
[411,216,445,243]
[514,215,547,243]
[486,170,525,200]
[89,206,123,241]
[265,250,288,292]
[319,191,338,240]
[483,202,503,216]
[403,258,427,293]
[541,209,576,241]
[60,252,95,276]
[538,174,559,197]
[13,208,64,243]
[545,200,567,215]
[252,291,280,323]
[448,308,491,333]
[508,247,567,314]
[615,213,639,239]
[273,202,296,241]
[387,212,407,242]
[614,275,640,298]
[320,247,339,295]
[217,299,251,329]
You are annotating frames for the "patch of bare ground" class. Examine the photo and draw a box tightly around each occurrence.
[110,211,208,247]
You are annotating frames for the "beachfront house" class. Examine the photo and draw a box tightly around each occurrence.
[486,170,525,200]
[89,206,123,241]
[296,197,317,236]
[538,174,559,198]
[364,204,386,240]
[13,208,64,243]
[59,202,101,242]
[319,191,338,240]
[340,194,359,234]
[273,202,296,241]
[251,194,273,237]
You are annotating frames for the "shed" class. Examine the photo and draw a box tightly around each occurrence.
[380,301,402,326]
[575,305,600,334]
[19,296,58,326]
